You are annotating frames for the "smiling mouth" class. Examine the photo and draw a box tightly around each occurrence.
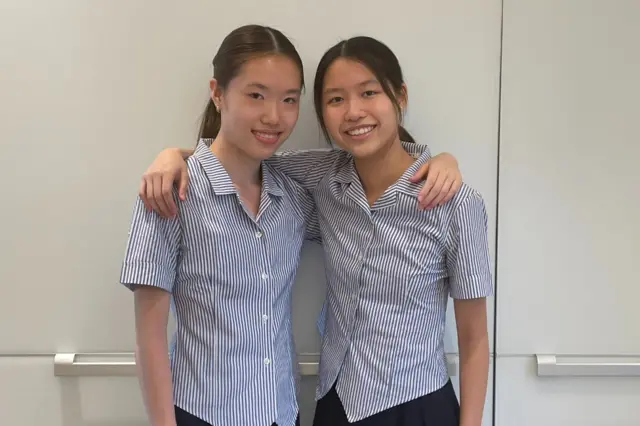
[345,125,376,137]
[252,130,281,144]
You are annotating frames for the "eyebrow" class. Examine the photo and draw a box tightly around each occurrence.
[247,82,301,95]
[323,79,379,94]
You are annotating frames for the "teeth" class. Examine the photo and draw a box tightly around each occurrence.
[254,131,278,140]
[347,126,374,136]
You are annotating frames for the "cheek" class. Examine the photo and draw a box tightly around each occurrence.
[323,109,343,134]
[379,102,399,125]
[281,107,300,130]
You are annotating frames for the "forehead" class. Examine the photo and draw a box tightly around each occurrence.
[323,58,378,89]
[231,54,301,89]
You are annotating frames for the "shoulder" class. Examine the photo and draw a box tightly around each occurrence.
[271,147,340,162]
[186,155,206,176]
[265,162,307,195]
[184,155,216,189]
[442,183,488,231]
[324,149,353,176]
[415,183,486,225]
[449,183,485,210]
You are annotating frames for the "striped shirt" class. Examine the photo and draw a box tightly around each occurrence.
[120,140,318,426]
[267,143,493,422]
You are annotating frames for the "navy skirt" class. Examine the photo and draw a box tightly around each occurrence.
[175,405,300,426]
[312,380,460,426]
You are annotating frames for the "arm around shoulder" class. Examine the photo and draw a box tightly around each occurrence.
[265,148,339,191]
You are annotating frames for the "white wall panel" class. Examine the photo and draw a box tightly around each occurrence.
[498,0,640,355]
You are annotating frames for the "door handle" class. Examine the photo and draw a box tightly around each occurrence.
[536,354,640,377]
[53,352,322,377]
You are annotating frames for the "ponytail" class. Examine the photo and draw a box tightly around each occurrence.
[398,125,415,143]
[198,98,222,141]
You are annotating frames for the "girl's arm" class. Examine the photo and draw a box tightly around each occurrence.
[264,148,340,190]
[134,286,176,426]
[120,194,182,426]
[268,144,463,207]
[455,298,490,426]
[138,143,463,218]
[139,148,193,218]
[445,189,494,426]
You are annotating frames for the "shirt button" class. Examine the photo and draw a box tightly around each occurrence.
[261,272,268,280]
[255,230,263,238]
[262,314,269,321]
[264,358,271,365]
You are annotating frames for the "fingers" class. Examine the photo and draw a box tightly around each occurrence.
[178,168,189,201]
[409,162,429,182]
[418,171,445,209]
[427,176,455,209]
[417,170,437,206]
[138,179,151,211]
[145,175,161,215]
[161,175,177,217]
[443,175,462,205]
[152,174,172,218]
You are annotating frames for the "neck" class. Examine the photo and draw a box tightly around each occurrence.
[210,134,261,187]
[354,137,415,205]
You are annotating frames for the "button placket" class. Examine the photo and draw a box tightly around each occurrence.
[255,221,274,373]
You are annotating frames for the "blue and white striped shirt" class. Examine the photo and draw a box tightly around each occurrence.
[267,143,493,422]
[120,140,318,426]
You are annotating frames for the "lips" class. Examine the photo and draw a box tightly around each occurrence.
[344,124,376,137]
[252,130,281,144]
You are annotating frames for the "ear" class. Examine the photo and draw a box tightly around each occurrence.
[398,83,408,111]
[209,78,224,110]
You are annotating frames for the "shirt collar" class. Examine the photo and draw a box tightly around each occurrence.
[331,148,431,188]
[193,139,283,197]
[392,149,432,197]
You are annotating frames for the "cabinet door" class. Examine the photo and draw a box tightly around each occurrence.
[495,357,640,426]
[496,0,640,424]
[498,0,640,357]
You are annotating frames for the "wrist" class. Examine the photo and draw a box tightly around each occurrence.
[173,147,192,160]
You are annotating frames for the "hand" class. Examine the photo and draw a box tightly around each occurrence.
[409,152,462,209]
[139,148,189,218]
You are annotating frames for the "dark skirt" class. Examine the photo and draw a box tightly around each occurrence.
[312,380,460,426]
[175,405,300,426]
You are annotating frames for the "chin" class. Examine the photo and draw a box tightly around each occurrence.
[345,142,382,160]
[253,144,281,161]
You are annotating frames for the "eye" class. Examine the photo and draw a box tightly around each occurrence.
[327,96,343,105]
[362,90,378,97]
[284,97,298,104]
[248,92,264,100]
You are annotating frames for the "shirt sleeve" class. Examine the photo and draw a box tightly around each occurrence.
[445,190,494,299]
[119,194,182,293]
[289,182,322,244]
[265,148,340,192]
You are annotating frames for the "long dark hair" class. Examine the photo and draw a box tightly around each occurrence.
[313,36,415,144]
[198,25,304,140]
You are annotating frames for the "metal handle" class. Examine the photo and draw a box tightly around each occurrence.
[536,354,640,377]
[55,352,459,377]
[54,352,321,377]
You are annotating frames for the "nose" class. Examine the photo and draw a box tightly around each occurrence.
[344,98,365,121]
[261,101,279,126]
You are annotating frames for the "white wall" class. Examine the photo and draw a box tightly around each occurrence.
[0,0,637,425]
